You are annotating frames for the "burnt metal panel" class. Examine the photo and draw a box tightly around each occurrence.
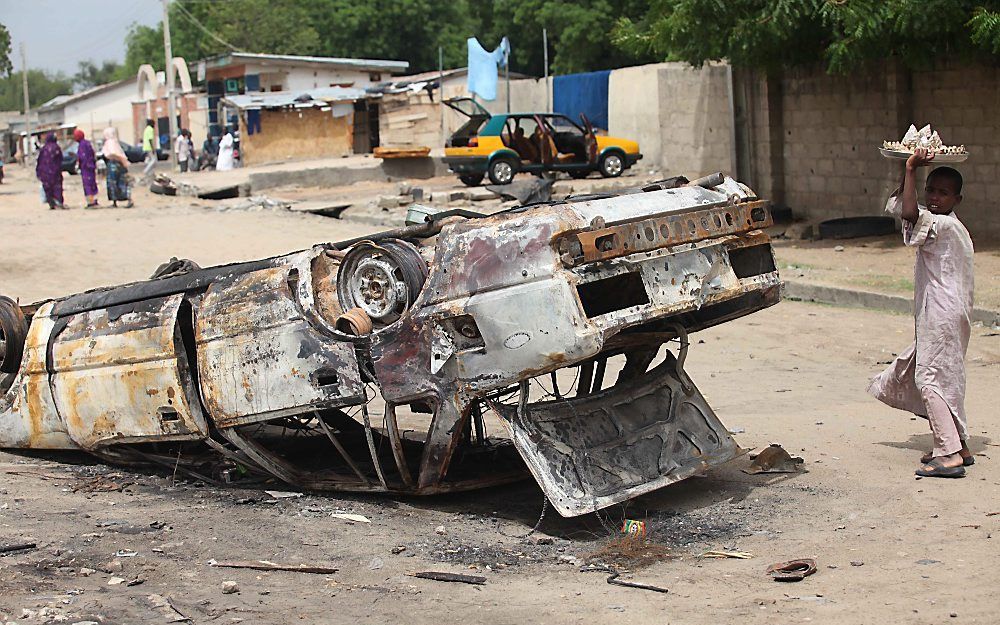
[493,354,740,517]
[0,302,76,449]
[49,295,208,448]
[196,264,365,428]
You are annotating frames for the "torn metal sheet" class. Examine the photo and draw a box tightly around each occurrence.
[0,173,781,516]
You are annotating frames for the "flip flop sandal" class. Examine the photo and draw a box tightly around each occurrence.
[766,558,817,582]
[920,453,974,466]
[915,459,966,478]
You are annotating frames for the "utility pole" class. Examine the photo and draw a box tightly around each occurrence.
[20,43,32,158]
[162,0,178,167]
[542,29,549,113]
[504,45,510,114]
[439,46,444,144]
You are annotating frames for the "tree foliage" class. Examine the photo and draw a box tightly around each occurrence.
[613,0,1000,73]
[122,0,655,78]
[74,60,128,90]
[0,23,11,76]
[0,70,73,110]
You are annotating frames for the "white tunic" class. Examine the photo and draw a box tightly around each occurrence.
[216,133,234,171]
[867,193,974,434]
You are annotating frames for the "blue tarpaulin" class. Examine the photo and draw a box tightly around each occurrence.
[553,70,611,130]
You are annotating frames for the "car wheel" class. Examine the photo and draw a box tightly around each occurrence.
[487,157,517,185]
[599,152,624,178]
[458,173,485,187]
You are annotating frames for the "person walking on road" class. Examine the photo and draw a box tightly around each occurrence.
[868,147,976,478]
[74,129,99,207]
[142,118,157,178]
[35,132,65,210]
[174,128,191,172]
[102,127,133,208]
[216,126,235,171]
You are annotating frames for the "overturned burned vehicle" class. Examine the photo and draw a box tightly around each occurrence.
[0,173,780,517]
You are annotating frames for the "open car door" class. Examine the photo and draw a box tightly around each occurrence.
[533,114,556,166]
[580,113,599,164]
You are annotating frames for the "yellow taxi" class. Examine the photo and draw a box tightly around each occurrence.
[442,98,642,186]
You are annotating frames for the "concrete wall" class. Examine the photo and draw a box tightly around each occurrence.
[736,59,1000,242]
[608,62,734,179]
[254,66,383,92]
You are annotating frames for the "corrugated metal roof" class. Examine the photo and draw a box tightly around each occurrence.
[204,52,408,73]
[221,86,370,110]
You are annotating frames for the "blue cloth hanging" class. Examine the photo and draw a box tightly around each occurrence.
[553,70,611,130]
[246,109,262,135]
[467,36,510,101]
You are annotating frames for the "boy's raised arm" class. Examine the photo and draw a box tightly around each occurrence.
[901,147,935,224]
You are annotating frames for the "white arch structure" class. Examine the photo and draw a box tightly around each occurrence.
[136,58,193,101]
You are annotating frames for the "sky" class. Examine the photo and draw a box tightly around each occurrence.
[2,0,161,75]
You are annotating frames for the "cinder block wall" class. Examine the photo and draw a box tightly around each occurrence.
[754,60,999,242]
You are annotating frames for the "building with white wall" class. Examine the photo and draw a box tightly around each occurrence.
[198,53,408,137]
[37,78,138,144]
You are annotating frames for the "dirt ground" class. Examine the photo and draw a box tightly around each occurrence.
[1,163,998,624]
[773,236,1000,311]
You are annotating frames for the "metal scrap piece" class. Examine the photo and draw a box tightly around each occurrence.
[411,571,486,585]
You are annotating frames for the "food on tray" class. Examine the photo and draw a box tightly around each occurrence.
[882,124,966,155]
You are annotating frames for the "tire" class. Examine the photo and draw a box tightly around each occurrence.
[0,295,28,377]
[487,157,517,185]
[459,173,485,187]
[599,152,624,178]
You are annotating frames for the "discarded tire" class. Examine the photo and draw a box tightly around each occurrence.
[0,296,28,375]
[818,216,896,240]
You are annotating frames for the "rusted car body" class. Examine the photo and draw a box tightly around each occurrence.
[0,173,780,517]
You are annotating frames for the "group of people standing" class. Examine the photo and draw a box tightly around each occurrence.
[34,127,133,210]
[34,121,236,210]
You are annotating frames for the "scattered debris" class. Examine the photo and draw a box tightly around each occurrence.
[486,177,553,204]
[581,564,669,594]
[115,549,138,558]
[850,560,864,567]
[330,513,371,524]
[0,541,37,555]
[766,558,817,582]
[264,490,303,499]
[221,581,239,594]
[743,444,806,474]
[621,519,647,537]
[369,556,384,570]
[145,593,190,622]
[986,511,1000,517]
[833,245,845,252]
[435,525,448,536]
[585,537,673,570]
[126,576,146,587]
[916,559,941,565]
[209,559,338,574]
[700,550,753,559]
[411,571,486,585]
[391,545,407,554]
[108,577,126,586]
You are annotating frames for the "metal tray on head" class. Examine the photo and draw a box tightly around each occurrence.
[879,148,968,163]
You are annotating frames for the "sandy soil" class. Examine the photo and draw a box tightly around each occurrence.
[0,162,998,624]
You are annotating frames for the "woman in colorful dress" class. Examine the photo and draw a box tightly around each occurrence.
[73,129,99,207]
[35,133,64,210]
[101,127,133,208]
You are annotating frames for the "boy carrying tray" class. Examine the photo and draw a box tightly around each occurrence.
[868,147,975,478]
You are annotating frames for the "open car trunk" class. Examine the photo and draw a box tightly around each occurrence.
[444,97,491,148]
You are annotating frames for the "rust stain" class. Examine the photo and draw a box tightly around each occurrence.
[146,388,159,396]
